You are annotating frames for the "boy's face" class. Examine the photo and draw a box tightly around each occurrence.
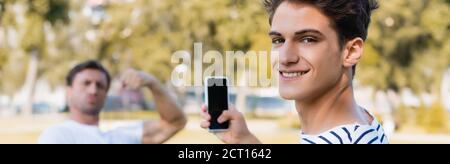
[270,2,345,101]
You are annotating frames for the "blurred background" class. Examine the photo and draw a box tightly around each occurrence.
[0,0,449,144]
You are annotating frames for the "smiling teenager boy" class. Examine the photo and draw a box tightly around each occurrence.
[200,0,388,144]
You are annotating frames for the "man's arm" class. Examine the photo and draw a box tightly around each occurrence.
[121,69,187,144]
[141,80,187,144]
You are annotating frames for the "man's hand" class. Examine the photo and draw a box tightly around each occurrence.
[121,69,157,89]
[200,105,261,144]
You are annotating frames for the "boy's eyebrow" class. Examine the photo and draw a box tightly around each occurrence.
[294,29,324,37]
[268,31,282,36]
[269,29,325,37]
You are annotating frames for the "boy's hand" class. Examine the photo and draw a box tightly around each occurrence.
[200,105,261,144]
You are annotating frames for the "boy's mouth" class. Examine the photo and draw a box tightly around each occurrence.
[279,70,310,78]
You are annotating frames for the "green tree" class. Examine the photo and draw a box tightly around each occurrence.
[359,0,450,105]
[0,0,69,115]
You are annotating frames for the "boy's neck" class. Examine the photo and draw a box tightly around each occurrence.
[296,75,371,135]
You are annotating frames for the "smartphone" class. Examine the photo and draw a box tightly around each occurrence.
[204,76,230,132]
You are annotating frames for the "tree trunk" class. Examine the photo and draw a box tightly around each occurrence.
[441,68,450,111]
[21,50,39,116]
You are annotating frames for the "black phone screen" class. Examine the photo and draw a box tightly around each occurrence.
[207,78,229,130]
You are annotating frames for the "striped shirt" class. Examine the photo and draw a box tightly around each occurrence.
[300,112,389,144]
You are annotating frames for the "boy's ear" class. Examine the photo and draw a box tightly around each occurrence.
[342,38,364,69]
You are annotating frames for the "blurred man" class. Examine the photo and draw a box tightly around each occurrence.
[39,60,186,144]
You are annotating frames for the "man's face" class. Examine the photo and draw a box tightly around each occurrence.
[67,69,108,115]
[270,2,345,101]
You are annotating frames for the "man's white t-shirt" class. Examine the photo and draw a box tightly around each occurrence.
[38,120,143,144]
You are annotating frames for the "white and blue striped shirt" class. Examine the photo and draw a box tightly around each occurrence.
[300,113,388,144]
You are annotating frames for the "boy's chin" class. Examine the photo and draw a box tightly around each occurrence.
[279,88,314,101]
[279,91,303,100]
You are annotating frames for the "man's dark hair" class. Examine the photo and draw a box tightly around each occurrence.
[264,0,379,76]
[66,60,111,89]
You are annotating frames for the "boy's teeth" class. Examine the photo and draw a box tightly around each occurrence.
[282,72,307,78]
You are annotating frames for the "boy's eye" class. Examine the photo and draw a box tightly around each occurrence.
[301,37,317,43]
[272,38,285,44]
